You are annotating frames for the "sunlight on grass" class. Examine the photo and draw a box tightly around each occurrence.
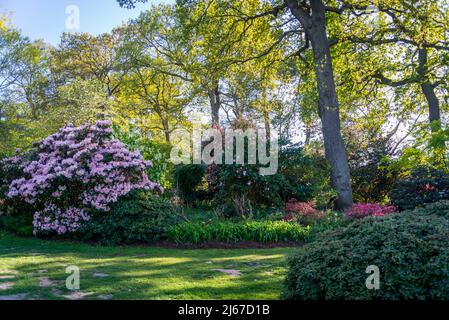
[0,232,300,300]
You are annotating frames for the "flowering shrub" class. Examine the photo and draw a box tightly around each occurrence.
[284,200,325,225]
[32,205,90,235]
[0,151,31,200]
[0,151,37,226]
[345,203,397,219]
[5,120,161,235]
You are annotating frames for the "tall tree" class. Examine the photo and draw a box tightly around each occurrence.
[51,29,129,118]
[117,66,191,143]
[0,24,55,154]
[118,0,449,209]
[343,0,449,131]
[117,0,355,208]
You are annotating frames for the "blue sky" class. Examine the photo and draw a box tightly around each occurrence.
[0,0,172,45]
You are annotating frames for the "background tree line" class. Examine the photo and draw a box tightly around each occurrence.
[1,0,449,209]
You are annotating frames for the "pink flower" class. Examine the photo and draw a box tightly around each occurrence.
[6,120,161,235]
[345,203,397,219]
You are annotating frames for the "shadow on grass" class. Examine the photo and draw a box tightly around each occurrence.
[0,232,300,299]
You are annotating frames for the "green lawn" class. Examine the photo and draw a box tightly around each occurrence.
[0,232,299,300]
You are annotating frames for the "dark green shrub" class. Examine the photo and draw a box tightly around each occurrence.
[390,166,449,210]
[1,213,34,237]
[168,220,309,244]
[208,168,322,218]
[209,164,293,216]
[173,164,207,205]
[305,210,347,241]
[344,128,398,203]
[206,144,334,217]
[283,205,449,300]
[278,144,333,207]
[420,200,449,216]
[79,189,181,245]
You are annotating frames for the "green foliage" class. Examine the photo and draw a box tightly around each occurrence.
[113,124,173,188]
[390,166,449,210]
[168,221,309,244]
[79,189,180,245]
[205,144,332,217]
[388,122,449,176]
[210,164,293,216]
[0,25,53,155]
[173,164,207,205]
[305,210,347,242]
[0,213,33,237]
[421,200,449,216]
[345,129,398,203]
[278,144,334,207]
[283,205,449,300]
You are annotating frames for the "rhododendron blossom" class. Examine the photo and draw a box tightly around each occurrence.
[345,203,397,219]
[32,205,90,235]
[6,120,161,235]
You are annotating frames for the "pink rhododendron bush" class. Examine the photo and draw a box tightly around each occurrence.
[345,203,397,219]
[3,120,161,235]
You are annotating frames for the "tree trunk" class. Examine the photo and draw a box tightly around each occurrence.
[418,48,441,129]
[208,80,220,125]
[287,0,353,209]
[304,123,311,145]
[162,118,170,143]
[422,82,440,125]
[311,34,353,209]
[263,110,271,142]
[261,88,271,141]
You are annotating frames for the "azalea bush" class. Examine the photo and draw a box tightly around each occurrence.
[32,205,90,235]
[0,152,37,217]
[4,120,161,236]
[284,200,325,225]
[0,153,27,201]
[283,206,449,299]
[345,203,397,219]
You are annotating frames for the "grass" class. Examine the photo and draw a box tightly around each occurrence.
[0,232,300,300]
